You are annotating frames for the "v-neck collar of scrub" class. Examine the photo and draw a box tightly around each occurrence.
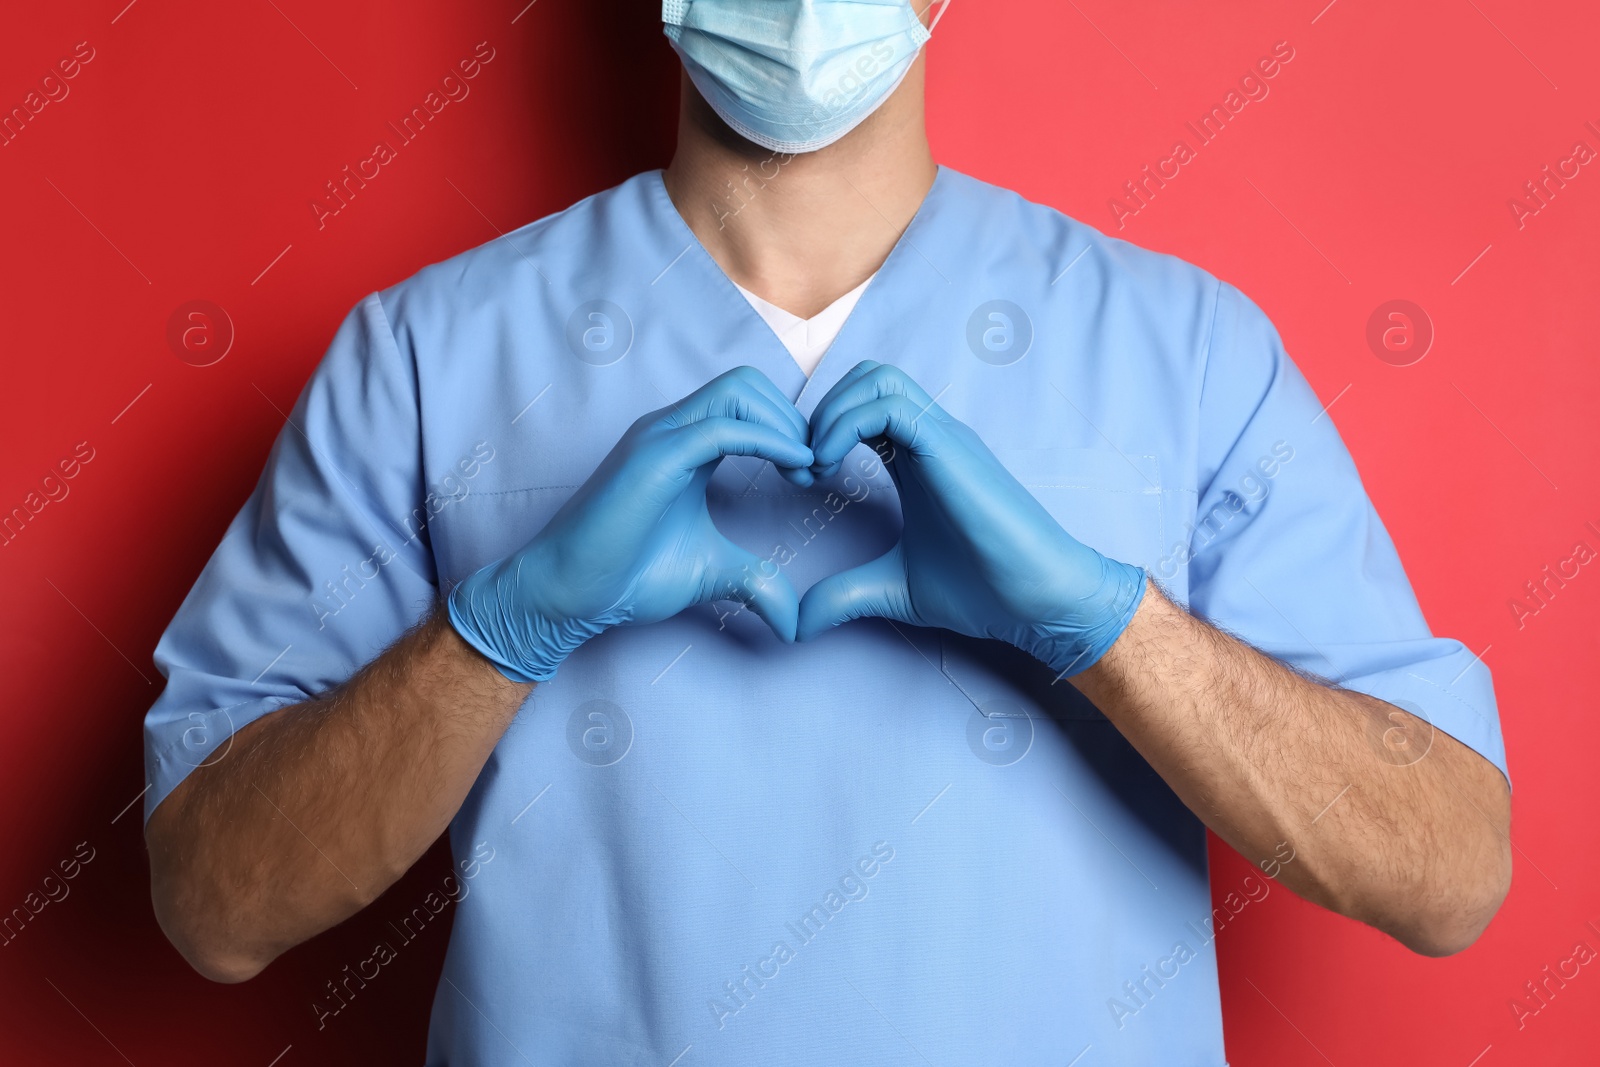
[735,272,875,377]
[646,166,952,412]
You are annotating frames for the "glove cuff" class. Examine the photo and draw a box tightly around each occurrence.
[446,568,564,684]
[1036,560,1148,679]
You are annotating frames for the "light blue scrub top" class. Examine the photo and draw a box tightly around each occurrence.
[144,167,1508,1065]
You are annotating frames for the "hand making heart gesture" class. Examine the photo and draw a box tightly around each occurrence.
[796,360,1147,678]
[448,366,816,681]
[448,362,1146,684]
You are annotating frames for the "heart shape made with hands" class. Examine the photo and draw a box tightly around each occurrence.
[789,360,1146,678]
[446,361,1146,685]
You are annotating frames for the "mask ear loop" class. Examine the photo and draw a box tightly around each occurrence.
[928,0,954,33]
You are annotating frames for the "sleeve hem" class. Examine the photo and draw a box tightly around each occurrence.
[143,694,303,825]
[1339,669,1510,792]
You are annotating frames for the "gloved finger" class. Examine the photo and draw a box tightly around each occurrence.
[805,359,882,423]
[809,395,947,476]
[725,365,812,442]
[699,540,801,643]
[796,546,913,640]
[666,417,815,473]
[808,363,938,467]
[782,465,816,488]
[795,358,882,476]
[719,368,817,486]
[666,369,815,486]
[670,366,810,444]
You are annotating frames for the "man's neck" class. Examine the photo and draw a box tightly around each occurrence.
[662,63,937,320]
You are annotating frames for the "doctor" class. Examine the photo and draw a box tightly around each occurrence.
[145,1,1511,1062]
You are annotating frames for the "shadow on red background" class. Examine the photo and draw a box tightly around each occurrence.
[1,0,1595,1063]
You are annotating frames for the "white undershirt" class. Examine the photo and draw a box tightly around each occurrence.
[734,274,875,377]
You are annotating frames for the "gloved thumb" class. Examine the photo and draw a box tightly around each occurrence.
[700,539,801,643]
[797,546,913,641]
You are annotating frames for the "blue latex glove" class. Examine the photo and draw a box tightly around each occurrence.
[448,367,816,682]
[798,361,1147,678]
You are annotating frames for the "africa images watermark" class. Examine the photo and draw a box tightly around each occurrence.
[1507,920,1600,1031]
[311,840,496,1029]
[708,36,908,229]
[1505,120,1600,231]
[1107,840,1297,1031]
[309,42,499,230]
[1506,520,1599,631]
[713,149,796,230]
[0,40,96,150]
[1153,440,1295,581]
[0,440,96,549]
[0,841,97,948]
[1108,40,1297,230]
[712,446,896,632]
[310,440,496,630]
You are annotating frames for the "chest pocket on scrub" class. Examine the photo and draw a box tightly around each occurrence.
[939,446,1165,722]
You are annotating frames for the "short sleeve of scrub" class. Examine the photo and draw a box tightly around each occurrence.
[1185,282,1509,785]
[141,292,438,822]
[1190,283,1510,783]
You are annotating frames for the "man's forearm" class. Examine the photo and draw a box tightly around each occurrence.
[146,606,532,982]
[1072,583,1511,956]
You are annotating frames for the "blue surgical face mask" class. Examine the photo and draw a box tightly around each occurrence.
[663,0,947,154]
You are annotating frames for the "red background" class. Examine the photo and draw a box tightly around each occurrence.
[2,0,1596,1062]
